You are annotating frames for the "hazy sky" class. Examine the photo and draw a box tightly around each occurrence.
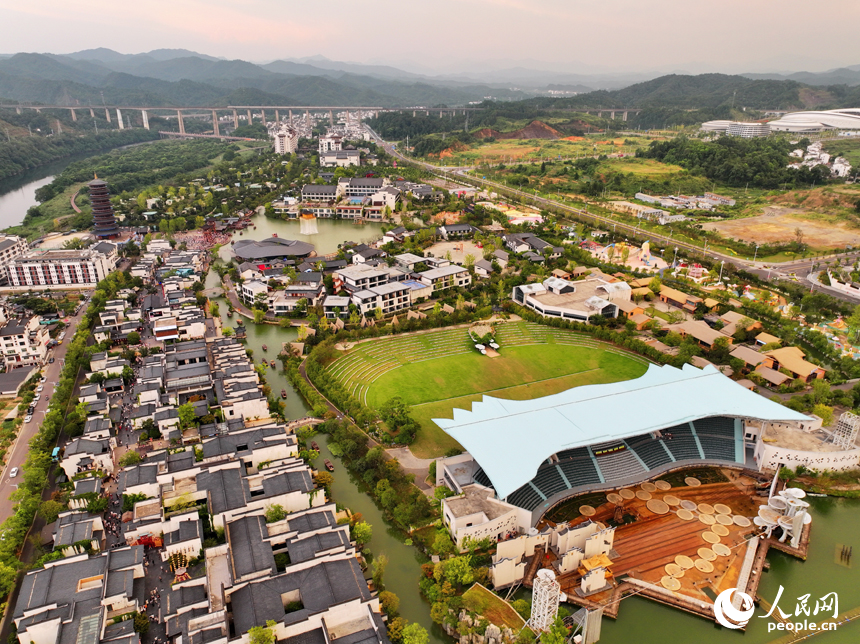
[1,0,858,74]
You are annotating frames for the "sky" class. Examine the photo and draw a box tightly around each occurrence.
[1,0,859,75]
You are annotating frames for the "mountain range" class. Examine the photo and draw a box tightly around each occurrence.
[0,48,858,110]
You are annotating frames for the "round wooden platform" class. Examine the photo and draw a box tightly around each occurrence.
[646,499,670,515]
[697,547,717,561]
[695,559,715,573]
[619,488,636,500]
[665,563,685,577]
[579,505,596,517]
[677,509,695,521]
[636,490,652,501]
[640,482,657,493]
[715,514,734,526]
[664,494,681,506]
[655,480,672,491]
[713,543,732,557]
[702,531,720,544]
[697,503,716,515]
[714,503,732,515]
[675,555,695,569]
[733,515,752,527]
[712,524,730,537]
[661,576,682,591]
[685,477,702,487]
[698,514,716,526]
[607,493,623,505]
[680,500,698,511]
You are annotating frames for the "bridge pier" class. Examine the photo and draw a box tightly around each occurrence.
[289,109,293,126]
[16,107,21,114]
[412,110,416,117]
[610,111,615,119]
[104,108,111,123]
[56,119,62,134]
[116,108,124,129]
[305,108,309,123]
[89,108,95,118]
[623,111,628,121]
[260,108,266,123]
[346,110,350,124]
[246,109,252,123]
[329,109,334,126]
[212,110,219,136]
[177,110,185,135]
[142,110,150,130]
[69,108,77,122]
[440,110,443,118]
[275,109,280,122]
[233,109,239,128]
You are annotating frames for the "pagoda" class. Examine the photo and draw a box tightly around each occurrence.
[88,175,119,238]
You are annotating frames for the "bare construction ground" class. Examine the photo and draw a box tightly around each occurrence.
[704,207,860,248]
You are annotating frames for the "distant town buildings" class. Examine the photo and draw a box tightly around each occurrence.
[788,141,853,177]
[700,120,771,138]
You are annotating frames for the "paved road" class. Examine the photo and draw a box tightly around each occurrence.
[0,301,88,524]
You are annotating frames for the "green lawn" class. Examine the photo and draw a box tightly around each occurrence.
[462,584,528,631]
[367,344,647,458]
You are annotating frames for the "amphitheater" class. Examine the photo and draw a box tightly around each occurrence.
[325,321,650,405]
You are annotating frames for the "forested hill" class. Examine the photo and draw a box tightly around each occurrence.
[518,73,860,111]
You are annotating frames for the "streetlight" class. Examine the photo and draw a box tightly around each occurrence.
[673,247,679,266]
[753,244,759,263]
[719,260,725,283]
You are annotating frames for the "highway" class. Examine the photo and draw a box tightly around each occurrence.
[0,302,87,526]
[368,127,860,304]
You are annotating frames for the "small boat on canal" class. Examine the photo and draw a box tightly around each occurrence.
[262,344,267,351]
[311,441,319,451]
[270,360,276,368]
[324,459,334,472]
[281,389,288,399]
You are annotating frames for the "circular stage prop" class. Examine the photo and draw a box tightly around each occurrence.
[698,503,715,515]
[675,555,695,570]
[713,543,731,557]
[579,505,596,517]
[702,531,720,544]
[712,524,730,537]
[698,514,716,526]
[664,495,681,506]
[685,477,702,487]
[641,482,657,493]
[733,515,752,528]
[607,493,623,505]
[619,488,636,500]
[665,563,684,577]
[677,509,695,521]
[698,547,717,561]
[636,490,652,501]
[646,499,670,515]
[655,480,672,491]
[695,559,715,573]
[680,500,698,511]
[661,576,682,591]
[714,503,732,515]
[715,514,734,526]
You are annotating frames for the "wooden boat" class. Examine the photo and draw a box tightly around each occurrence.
[270,360,276,368]
[281,389,288,399]
[311,441,319,451]
[262,344,268,351]
[324,459,334,472]
[226,310,232,317]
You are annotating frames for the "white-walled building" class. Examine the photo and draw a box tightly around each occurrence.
[7,248,115,289]
[274,127,299,154]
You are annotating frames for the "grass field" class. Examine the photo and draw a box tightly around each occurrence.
[600,157,686,177]
[327,322,649,458]
[462,584,528,631]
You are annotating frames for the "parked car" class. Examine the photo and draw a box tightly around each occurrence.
[33,394,40,402]
[36,385,43,393]
[24,415,32,423]
[39,377,46,383]
[9,467,18,477]
[49,358,55,363]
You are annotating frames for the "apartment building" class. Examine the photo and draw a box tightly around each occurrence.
[351,282,411,316]
[0,315,49,369]
[7,248,115,289]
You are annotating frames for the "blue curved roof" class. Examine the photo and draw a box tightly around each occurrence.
[433,364,809,500]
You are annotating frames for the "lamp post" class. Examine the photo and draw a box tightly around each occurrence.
[719,260,725,283]
[673,247,679,266]
[753,244,759,263]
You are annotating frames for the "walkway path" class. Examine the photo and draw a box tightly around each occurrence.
[70,190,81,213]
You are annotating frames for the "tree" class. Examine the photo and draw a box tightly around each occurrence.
[372,554,388,588]
[127,331,141,345]
[121,365,134,385]
[264,504,287,523]
[402,623,429,644]
[222,326,234,337]
[811,379,831,405]
[178,402,196,428]
[540,617,569,644]
[39,499,64,523]
[379,590,400,616]
[133,612,150,635]
[253,308,265,324]
[648,276,663,295]
[387,617,406,644]
[352,521,372,546]
[812,403,834,426]
[119,451,142,467]
[210,302,220,318]
[464,253,476,269]
[315,471,333,489]
[248,621,277,644]
[432,531,456,556]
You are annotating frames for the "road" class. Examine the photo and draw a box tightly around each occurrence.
[368,127,860,303]
[0,301,88,525]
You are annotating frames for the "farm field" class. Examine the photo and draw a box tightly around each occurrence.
[326,322,649,458]
[438,136,651,164]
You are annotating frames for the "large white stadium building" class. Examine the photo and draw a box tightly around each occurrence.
[434,364,860,547]
[767,108,860,133]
